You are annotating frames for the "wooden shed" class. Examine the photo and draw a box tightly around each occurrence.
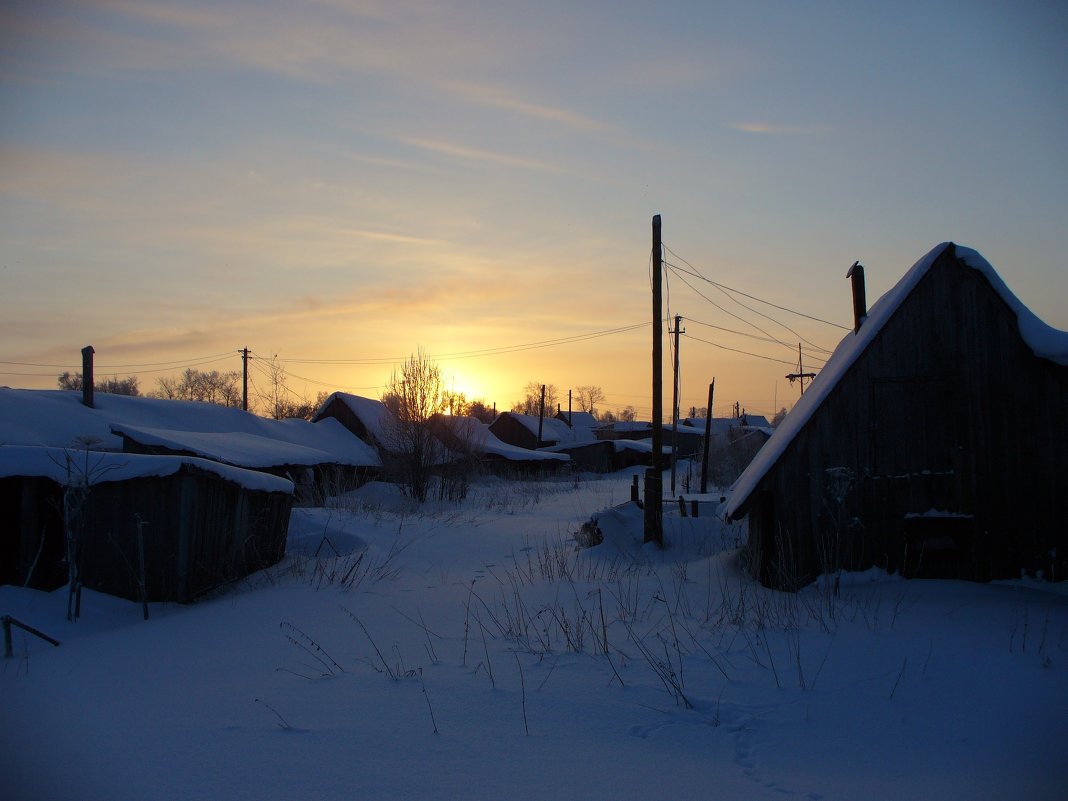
[726,243,1068,589]
[489,412,576,450]
[0,446,293,603]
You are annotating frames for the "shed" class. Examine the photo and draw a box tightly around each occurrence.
[489,412,583,450]
[429,415,568,476]
[0,446,293,602]
[726,243,1068,589]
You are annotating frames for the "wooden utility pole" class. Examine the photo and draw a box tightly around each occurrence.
[700,379,715,494]
[241,347,250,411]
[80,345,95,408]
[645,214,664,546]
[537,384,546,447]
[670,314,684,495]
[785,343,816,397]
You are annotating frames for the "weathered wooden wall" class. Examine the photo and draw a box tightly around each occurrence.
[747,248,1068,588]
[2,466,292,602]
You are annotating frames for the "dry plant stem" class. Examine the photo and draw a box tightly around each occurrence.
[475,609,495,689]
[419,669,439,735]
[254,698,292,730]
[513,651,530,736]
[340,606,396,680]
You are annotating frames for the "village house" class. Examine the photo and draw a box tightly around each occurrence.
[726,243,1068,589]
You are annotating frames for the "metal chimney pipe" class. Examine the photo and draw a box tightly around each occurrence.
[81,345,95,408]
[846,261,867,334]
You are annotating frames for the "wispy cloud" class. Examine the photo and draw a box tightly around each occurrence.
[440,81,608,133]
[403,137,560,173]
[732,122,830,135]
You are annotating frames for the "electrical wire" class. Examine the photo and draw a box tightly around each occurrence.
[663,243,851,331]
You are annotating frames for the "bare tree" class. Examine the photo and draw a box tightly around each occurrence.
[575,385,605,415]
[512,382,558,416]
[58,372,140,396]
[152,368,242,407]
[467,399,496,424]
[253,355,325,420]
[382,349,449,502]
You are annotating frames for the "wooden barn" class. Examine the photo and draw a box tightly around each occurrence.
[0,446,293,603]
[726,243,1068,589]
[489,412,577,450]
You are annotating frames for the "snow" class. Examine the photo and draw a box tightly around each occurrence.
[0,444,294,493]
[500,411,594,444]
[110,423,368,470]
[726,242,1068,519]
[3,467,1066,800]
[0,388,380,467]
[436,416,568,462]
[317,392,396,448]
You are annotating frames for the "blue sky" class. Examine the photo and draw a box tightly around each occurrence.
[2,0,1065,418]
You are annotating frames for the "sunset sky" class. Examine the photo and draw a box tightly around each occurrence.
[2,1,1066,420]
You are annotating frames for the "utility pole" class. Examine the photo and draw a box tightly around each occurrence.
[669,314,684,495]
[785,343,816,398]
[700,378,715,494]
[645,214,664,546]
[537,384,546,447]
[241,347,250,411]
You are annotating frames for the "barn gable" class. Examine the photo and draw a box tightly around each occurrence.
[726,243,1068,589]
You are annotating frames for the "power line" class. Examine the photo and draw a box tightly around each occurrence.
[665,264,801,353]
[682,331,823,368]
[273,322,651,365]
[0,350,237,370]
[663,243,851,331]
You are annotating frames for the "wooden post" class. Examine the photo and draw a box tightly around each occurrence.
[678,496,687,517]
[700,379,715,494]
[537,385,546,447]
[670,314,684,495]
[242,347,249,411]
[3,615,61,657]
[81,345,95,408]
[631,474,639,503]
[136,515,150,621]
[645,214,664,546]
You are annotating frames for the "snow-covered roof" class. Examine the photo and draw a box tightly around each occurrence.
[726,242,1068,520]
[0,444,294,493]
[315,392,397,447]
[681,417,771,435]
[0,389,380,468]
[557,411,600,429]
[435,416,569,462]
[503,412,596,444]
[111,421,379,470]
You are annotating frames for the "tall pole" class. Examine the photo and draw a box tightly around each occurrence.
[241,347,249,411]
[537,384,546,447]
[645,214,664,546]
[670,314,684,495]
[700,379,715,494]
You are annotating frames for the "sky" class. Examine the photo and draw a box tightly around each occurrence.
[2,0,1066,420]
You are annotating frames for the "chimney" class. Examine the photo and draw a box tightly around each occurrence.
[81,345,95,408]
[846,261,867,334]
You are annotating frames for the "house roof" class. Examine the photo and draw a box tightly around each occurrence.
[315,392,397,447]
[725,242,1068,520]
[499,412,593,444]
[0,388,380,468]
[557,410,600,429]
[0,444,294,493]
[435,416,568,462]
[111,420,380,470]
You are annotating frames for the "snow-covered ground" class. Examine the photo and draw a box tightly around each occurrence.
[3,468,1066,800]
